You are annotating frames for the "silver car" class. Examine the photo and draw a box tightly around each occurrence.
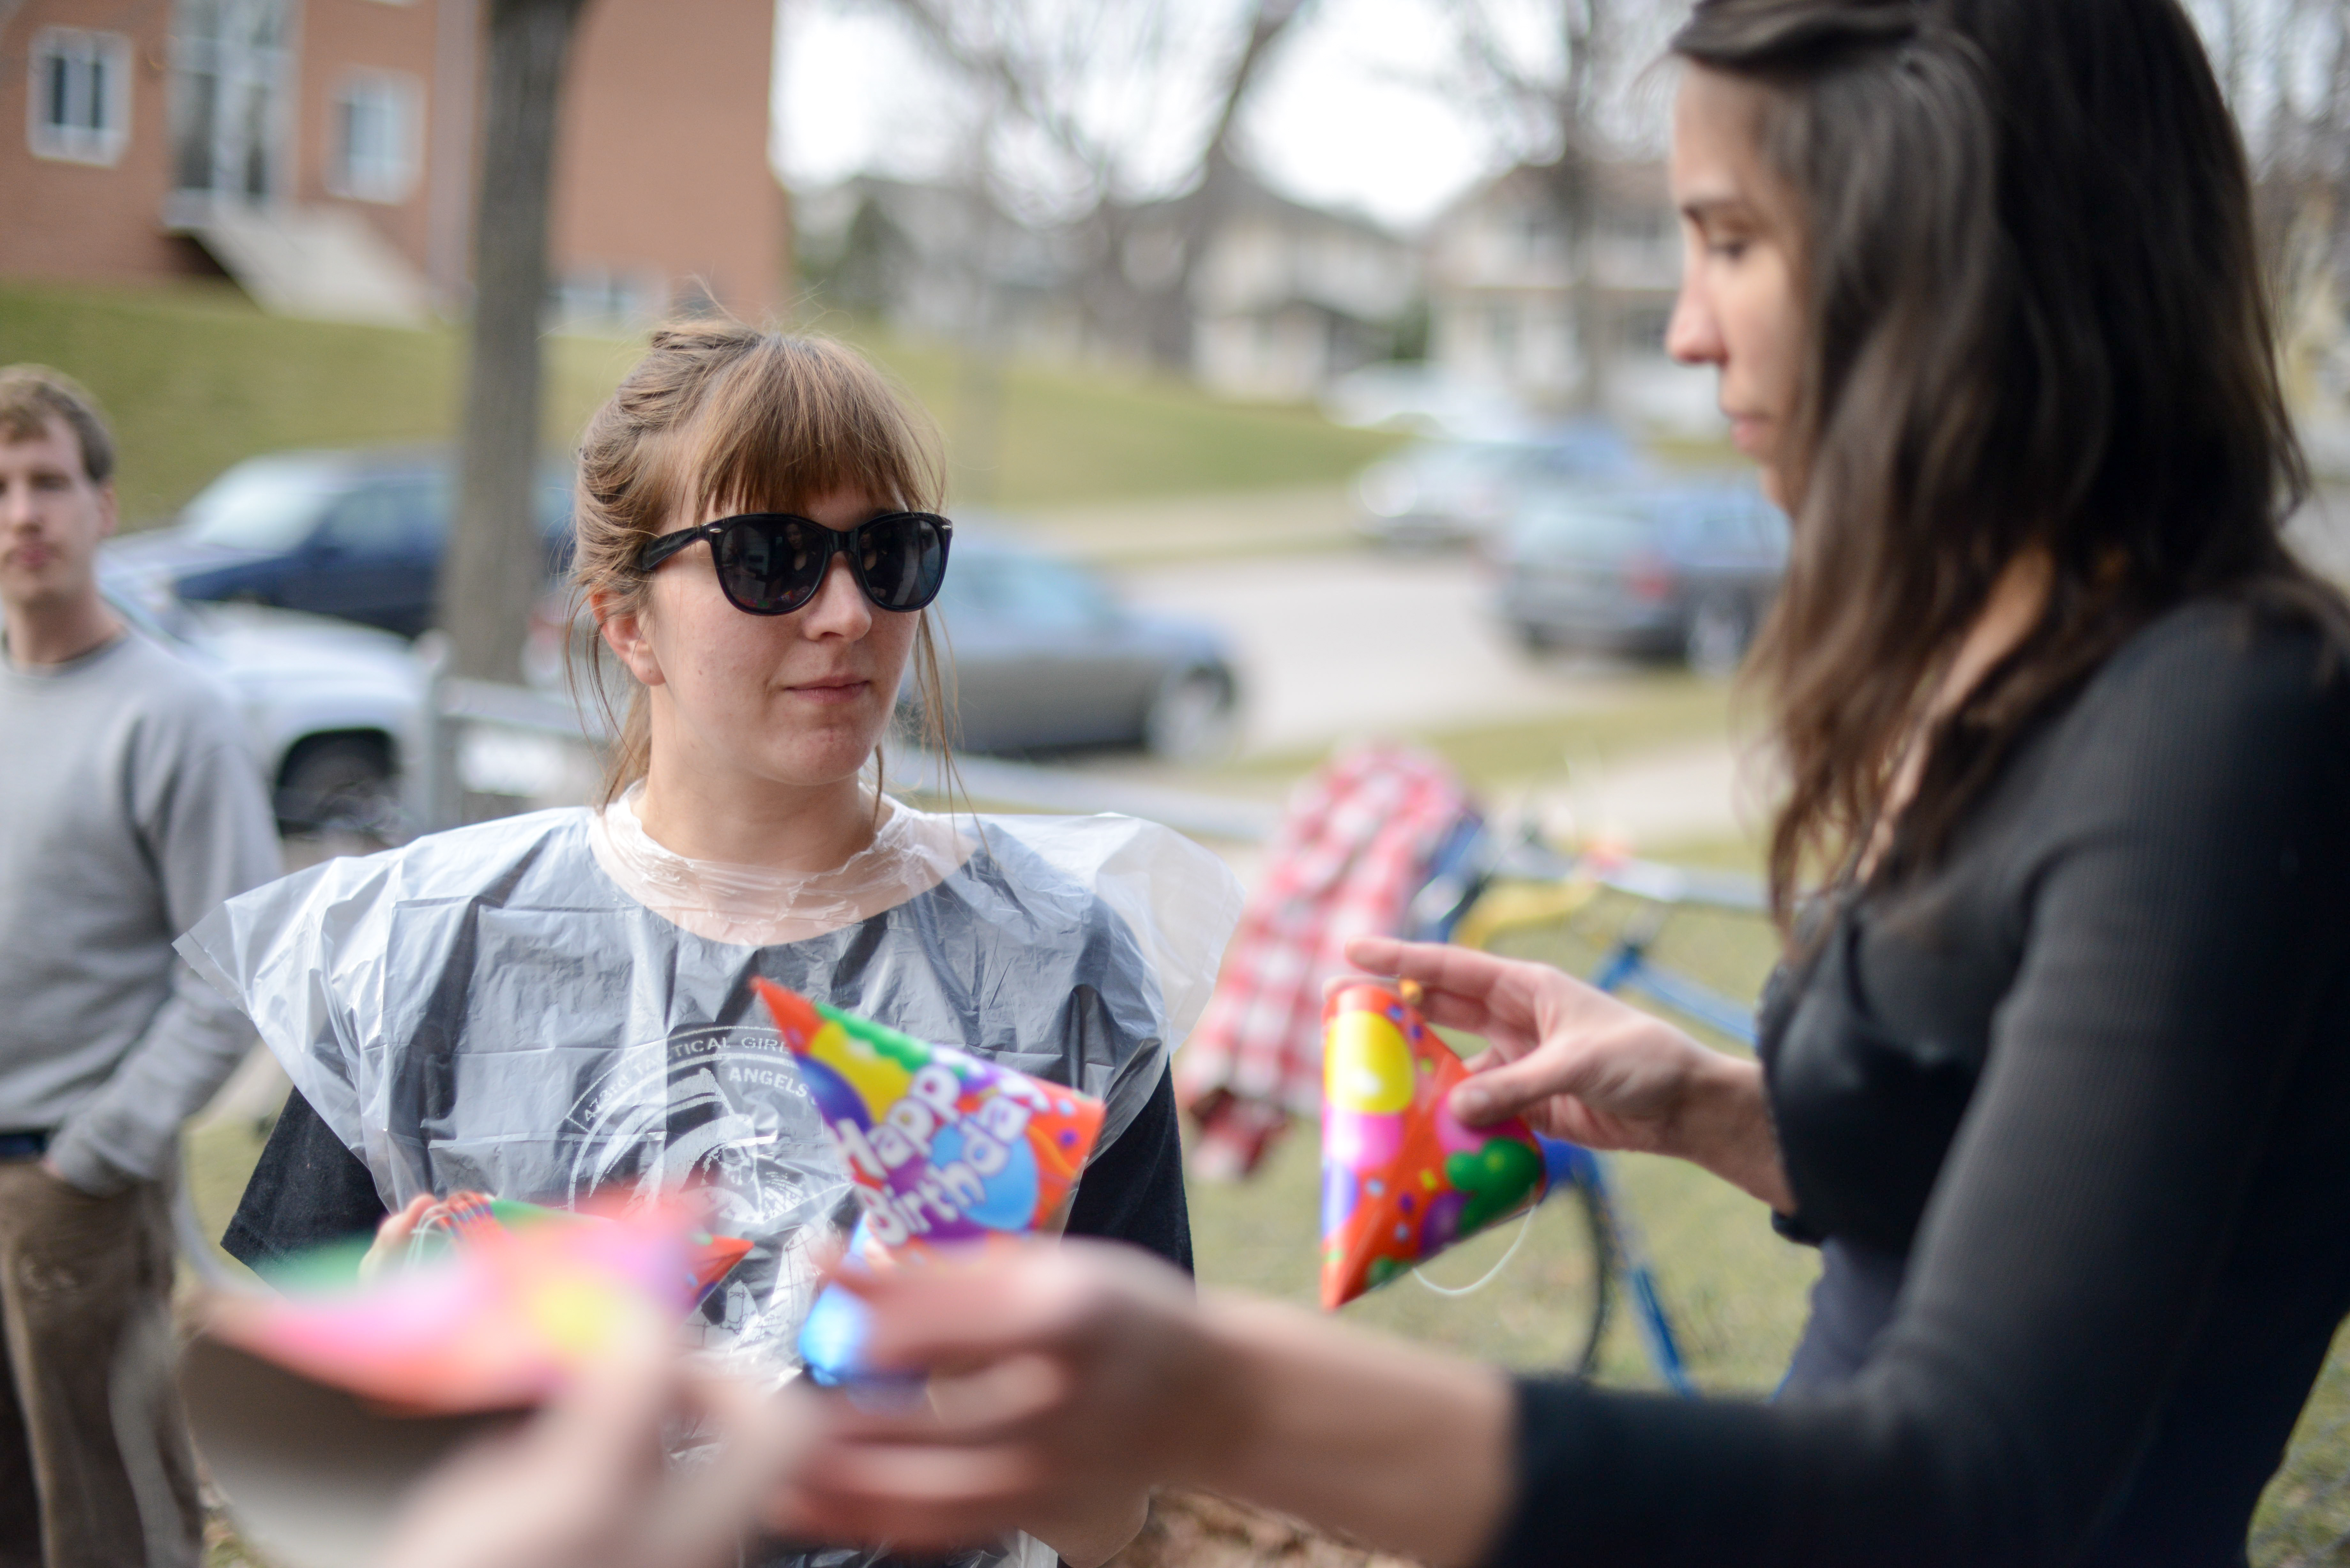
[92,586,426,833]
[923,539,1241,760]
[1491,481,1789,674]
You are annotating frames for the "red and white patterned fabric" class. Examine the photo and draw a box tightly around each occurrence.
[1177,743,1471,1179]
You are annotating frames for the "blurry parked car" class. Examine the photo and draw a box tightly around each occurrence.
[524,531,1243,762]
[1490,481,1789,674]
[1353,420,1643,547]
[104,448,574,639]
[19,584,429,835]
[922,537,1241,760]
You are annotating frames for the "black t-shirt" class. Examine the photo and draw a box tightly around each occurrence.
[1493,601,2350,1567]
[226,1062,1194,1275]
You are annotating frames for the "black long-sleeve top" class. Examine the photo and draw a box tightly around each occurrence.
[1492,600,2350,1567]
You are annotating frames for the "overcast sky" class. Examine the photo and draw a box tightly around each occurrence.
[770,1,2320,237]
[769,0,1611,233]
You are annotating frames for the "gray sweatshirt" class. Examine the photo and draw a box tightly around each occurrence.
[0,630,281,1192]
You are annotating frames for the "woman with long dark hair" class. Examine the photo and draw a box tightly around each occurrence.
[769,2,2350,1564]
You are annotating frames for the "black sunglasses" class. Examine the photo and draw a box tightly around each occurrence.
[637,511,953,616]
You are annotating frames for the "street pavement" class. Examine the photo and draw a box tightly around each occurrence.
[1111,548,1662,758]
[1095,546,1757,850]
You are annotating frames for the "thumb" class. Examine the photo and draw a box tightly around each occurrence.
[1449,1049,1581,1128]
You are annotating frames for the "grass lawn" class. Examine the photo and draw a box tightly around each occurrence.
[1197,667,1747,803]
[0,279,1400,526]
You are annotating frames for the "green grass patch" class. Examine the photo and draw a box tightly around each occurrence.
[1,280,1399,526]
[1415,675,1747,785]
[813,321,1405,510]
[1206,671,1745,795]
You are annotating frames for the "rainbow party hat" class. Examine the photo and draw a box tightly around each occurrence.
[754,981,1105,1386]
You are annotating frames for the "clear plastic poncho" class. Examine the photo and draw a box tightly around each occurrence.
[180,791,1241,1380]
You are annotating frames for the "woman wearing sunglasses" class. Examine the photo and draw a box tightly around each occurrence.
[189,323,1240,1568]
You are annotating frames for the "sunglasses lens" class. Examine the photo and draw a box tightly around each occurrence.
[856,514,949,611]
[709,514,948,614]
[716,518,824,613]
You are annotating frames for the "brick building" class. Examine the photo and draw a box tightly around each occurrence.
[0,0,785,327]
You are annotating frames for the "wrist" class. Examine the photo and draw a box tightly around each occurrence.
[1676,1054,1793,1210]
[1183,1294,1279,1493]
[1183,1294,1518,1567]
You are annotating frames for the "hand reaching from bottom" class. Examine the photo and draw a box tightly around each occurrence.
[778,1240,1518,1568]
[376,1325,809,1568]
[776,1242,1231,1553]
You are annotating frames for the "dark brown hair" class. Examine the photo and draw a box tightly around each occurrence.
[568,321,953,804]
[0,365,116,484]
[1672,0,2344,923]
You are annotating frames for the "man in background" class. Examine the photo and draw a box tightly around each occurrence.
[0,366,279,1567]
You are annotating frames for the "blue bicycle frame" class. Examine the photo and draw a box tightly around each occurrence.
[1419,825,1767,1399]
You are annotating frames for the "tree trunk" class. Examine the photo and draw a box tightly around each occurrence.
[439,0,591,683]
[1132,0,1313,373]
[1558,0,1609,417]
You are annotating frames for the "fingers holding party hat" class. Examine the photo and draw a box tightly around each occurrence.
[1318,979,1559,1309]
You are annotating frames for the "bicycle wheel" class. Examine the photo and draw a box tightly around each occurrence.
[1558,1172,1614,1376]
[1394,1172,1613,1378]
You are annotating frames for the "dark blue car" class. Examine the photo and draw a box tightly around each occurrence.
[106,449,573,639]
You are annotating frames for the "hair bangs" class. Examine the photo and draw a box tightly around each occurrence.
[680,336,943,524]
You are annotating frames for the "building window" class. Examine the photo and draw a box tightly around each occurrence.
[28,29,132,166]
[328,71,421,204]
[552,267,663,331]
[1487,301,1519,375]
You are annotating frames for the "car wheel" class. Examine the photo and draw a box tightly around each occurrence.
[277,736,399,839]
[1144,668,1239,764]
[1685,596,1752,678]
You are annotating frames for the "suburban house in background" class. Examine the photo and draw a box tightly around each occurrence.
[1178,174,1418,401]
[1423,159,1717,435]
[797,168,1419,403]
[794,173,1087,359]
[1,0,785,328]
[795,157,1709,431]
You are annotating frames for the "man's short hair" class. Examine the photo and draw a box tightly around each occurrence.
[0,366,115,486]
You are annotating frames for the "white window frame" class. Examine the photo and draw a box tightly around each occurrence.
[27,28,133,167]
[552,265,663,331]
[326,69,422,204]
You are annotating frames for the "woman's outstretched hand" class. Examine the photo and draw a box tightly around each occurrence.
[777,1242,1230,1552]
[377,1323,810,1568]
[1343,935,1794,1211]
[781,1241,1517,1568]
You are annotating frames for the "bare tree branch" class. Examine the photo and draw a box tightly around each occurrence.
[867,0,1317,368]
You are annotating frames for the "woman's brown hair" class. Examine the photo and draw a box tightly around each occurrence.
[568,321,954,805]
[1672,0,2344,925]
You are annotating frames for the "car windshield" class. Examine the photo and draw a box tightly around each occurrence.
[181,456,345,551]
[1514,496,1651,557]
